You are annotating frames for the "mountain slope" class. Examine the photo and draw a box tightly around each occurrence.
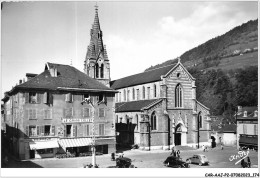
[145,19,258,71]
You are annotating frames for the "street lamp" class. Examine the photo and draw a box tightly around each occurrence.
[82,97,96,168]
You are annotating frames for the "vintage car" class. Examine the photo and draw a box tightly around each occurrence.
[115,157,136,168]
[186,154,209,166]
[163,156,190,168]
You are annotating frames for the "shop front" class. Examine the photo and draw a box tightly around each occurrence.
[29,139,59,159]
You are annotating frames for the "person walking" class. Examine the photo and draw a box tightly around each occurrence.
[170,147,175,156]
[177,150,180,157]
[247,157,251,168]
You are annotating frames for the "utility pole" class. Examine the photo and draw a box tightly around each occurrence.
[82,98,96,168]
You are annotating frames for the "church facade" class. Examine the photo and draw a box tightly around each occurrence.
[84,6,211,150]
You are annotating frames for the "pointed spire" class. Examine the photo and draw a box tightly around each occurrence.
[93,3,101,32]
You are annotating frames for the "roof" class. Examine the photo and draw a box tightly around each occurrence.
[3,63,116,98]
[110,63,177,89]
[115,99,161,112]
[236,106,258,120]
[219,124,236,133]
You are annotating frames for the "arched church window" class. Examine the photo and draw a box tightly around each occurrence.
[175,84,183,108]
[151,112,157,130]
[143,86,145,99]
[124,90,126,101]
[100,64,104,78]
[198,112,202,129]
[95,63,99,78]
[132,88,135,100]
[136,114,138,130]
[154,84,157,98]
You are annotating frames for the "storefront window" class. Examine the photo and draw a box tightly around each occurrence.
[36,148,53,154]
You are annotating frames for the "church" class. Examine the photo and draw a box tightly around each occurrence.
[84,6,211,150]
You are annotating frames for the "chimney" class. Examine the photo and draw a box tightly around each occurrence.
[237,106,242,113]
[19,80,22,84]
[243,111,247,117]
[254,110,258,117]
[49,67,57,77]
[26,73,38,81]
[23,78,25,83]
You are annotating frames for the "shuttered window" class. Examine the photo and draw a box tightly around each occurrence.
[99,124,105,136]
[99,108,105,117]
[29,92,39,104]
[83,108,90,118]
[65,93,73,102]
[29,125,37,136]
[52,125,55,136]
[73,125,77,137]
[44,109,52,119]
[28,109,37,119]
[43,92,52,104]
[85,124,90,136]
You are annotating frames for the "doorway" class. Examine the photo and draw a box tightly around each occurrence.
[30,150,35,159]
[174,124,182,146]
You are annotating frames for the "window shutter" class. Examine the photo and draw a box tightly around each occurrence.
[64,125,67,137]
[65,93,69,102]
[83,125,86,137]
[37,126,40,136]
[25,93,29,103]
[37,93,41,104]
[87,125,90,136]
[73,125,77,137]
[49,93,53,105]
[43,92,48,104]
[26,126,29,137]
[71,94,73,102]
[52,126,55,136]
[41,126,44,135]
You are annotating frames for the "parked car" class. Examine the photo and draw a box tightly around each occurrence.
[163,156,190,168]
[116,157,136,168]
[186,154,209,166]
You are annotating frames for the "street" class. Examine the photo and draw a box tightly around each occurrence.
[3,146,258,168]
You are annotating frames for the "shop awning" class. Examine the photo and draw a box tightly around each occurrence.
[58,138,93,148]
[29,140,59,150]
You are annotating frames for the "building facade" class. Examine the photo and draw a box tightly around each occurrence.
[2,63,117,160]
[236,106,258,150]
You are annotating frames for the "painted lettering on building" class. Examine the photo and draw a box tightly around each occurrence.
[62,118,93,123]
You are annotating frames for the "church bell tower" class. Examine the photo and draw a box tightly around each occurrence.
[84,5,110,86]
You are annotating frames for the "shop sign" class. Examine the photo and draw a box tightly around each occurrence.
[62,118,93,123]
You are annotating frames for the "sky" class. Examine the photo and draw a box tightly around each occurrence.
[1,1,258,98]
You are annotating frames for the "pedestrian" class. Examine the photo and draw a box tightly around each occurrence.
[202,145,205,152]
[205,146,208,152]
[177,150,180,157]
[221,143,224,150]
[170,147,175,156]
[247,157,251,168]
[241,159,245,168]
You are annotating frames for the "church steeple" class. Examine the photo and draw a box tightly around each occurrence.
[84,5,110,87]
